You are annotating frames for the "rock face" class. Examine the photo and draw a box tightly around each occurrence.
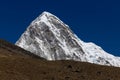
[16,11,120,67]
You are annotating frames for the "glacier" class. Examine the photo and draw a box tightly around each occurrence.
[16,11,120,67]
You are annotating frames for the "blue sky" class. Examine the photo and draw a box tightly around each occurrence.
[0,0,120,56]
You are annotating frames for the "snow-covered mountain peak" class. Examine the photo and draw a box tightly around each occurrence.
[31,11,49,25]
[37,11,54,19]
[16,11,120,67]
[31,11,68,29]
[31,11,59,26]
[42,11,54,16]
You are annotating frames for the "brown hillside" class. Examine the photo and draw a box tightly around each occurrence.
[0,39,120,80]
[0,39,45,59]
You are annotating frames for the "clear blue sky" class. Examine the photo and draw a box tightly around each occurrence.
[0,0,120,56]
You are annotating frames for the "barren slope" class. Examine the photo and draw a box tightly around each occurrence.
[0,39,120,80]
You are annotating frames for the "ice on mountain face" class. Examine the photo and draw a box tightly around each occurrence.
[16,11,120,67]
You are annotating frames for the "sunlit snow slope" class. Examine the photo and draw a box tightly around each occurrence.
[16,11,120,67]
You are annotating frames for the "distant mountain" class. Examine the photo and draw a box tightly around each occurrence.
[0,39,120,80]
[16,11,120,67]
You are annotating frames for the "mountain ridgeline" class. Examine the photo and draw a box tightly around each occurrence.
[16,11,120,67]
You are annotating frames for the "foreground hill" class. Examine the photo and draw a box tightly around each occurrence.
[0,39,120,80]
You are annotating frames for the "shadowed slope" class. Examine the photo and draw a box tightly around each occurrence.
[0,39,120,80]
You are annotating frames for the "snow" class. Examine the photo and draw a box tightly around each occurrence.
[16,11,120,67]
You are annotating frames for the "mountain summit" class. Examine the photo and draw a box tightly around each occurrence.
[16,11,120,67]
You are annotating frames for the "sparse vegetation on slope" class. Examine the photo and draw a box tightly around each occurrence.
[0,39,120,80]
